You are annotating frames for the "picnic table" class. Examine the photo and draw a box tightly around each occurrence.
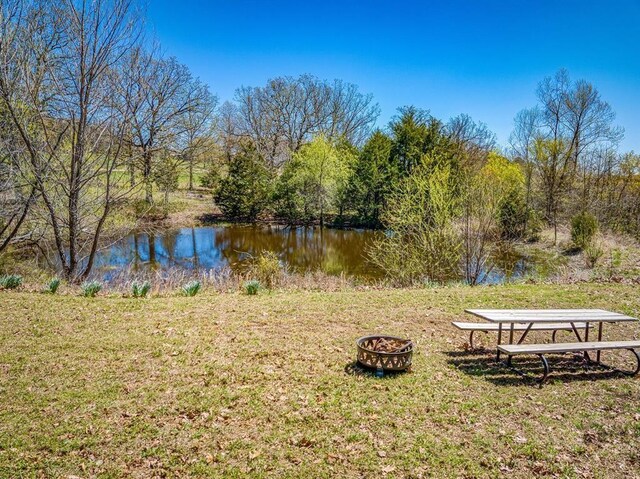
[459,308,640,384]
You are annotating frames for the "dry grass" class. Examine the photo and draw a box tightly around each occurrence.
[1,284,640,478]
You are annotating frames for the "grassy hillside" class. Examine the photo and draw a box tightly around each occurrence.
[1,284,639,478]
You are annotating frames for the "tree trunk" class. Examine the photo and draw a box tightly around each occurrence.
[0,187,36,252]
[129,159,135,187]
[143,149,153,203]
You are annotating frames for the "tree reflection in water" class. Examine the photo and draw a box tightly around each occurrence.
[85,225,382,280]
[65,225,539,283]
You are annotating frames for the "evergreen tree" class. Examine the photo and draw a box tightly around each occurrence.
[214,144,271,220]
[347,131,395,227]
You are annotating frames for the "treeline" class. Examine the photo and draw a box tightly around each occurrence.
[210,70,639,240]
[1,1,638,283]
[206,71,640,283]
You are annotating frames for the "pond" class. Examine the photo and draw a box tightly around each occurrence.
[80,225,546,284]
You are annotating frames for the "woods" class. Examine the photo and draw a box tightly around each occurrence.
[0,0,638,284]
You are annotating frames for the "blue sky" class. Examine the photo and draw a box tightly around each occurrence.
[147,0,640,152]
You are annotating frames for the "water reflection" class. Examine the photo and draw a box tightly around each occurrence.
[77,225,543,283]
[89,225,382,280]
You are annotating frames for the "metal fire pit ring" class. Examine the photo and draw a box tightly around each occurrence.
[356,335,413,372]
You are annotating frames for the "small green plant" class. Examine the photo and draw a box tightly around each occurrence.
[251,251,282,289]
[584,242,604,268]
[81,281,102,297]
[131,281,151,298]
[0,274,22,289]
[243,280,261,295]
[44,277,61,294]
[571,212,598,250]
[181,280,201,297]
[607,248,623,278]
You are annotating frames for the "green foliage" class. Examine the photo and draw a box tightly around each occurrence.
[249,251,282,289]
[525,209,543,242]
[81,281,102,297]
[131,281,151,298]
[369,162,462,285]
[607,248,623,278]
[44,277,60,294]
[273,136,353,224]
[181,280,201,297]
[584,242,604,268]
[243,280,261,295]
[571,212,599,250]
[214,144,271,220]
[200,166,220,189]
[461,153,525,284]
[346,131,396,227]
[0,274,22,289]
[497,190,529,240]
[389,107,454,176]
[153,156,180,194]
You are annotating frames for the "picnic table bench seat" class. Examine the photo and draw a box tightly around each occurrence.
[498,340,640,384]
[452,321,590,348]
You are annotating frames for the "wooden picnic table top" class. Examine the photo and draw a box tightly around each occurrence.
[465,308,638,324]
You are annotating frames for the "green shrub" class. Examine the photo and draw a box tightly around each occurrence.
[584,242,604,269]
[526,209,543,242]
[0,274,22,289]
[181,280,201,297]
[368,163,463,285]
[243,280,261,295]
[607,248,623,278]
[250,251,282,289]
[81,281,102,297]
[44,277,60,294]
[571,212,598,250]
[200,167,220,190]
[497,190,528,241]
[131,281,151,298]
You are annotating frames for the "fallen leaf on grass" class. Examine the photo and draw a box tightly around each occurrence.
[514,435,527,444]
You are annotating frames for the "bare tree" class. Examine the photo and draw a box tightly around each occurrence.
[514,70,623,244]
[176,78,217,190]
[215,100,241,164]
[324,79,380,146]
[127,52,200,203]
[0,0,141,280]
[509,107,541,231]
[235,74,379,169]
[446,113,497,171]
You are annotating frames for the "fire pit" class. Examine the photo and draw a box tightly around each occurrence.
[356,335,413,372]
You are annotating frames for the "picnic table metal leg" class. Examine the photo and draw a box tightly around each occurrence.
[596,322,603,363]
[584,322,590,361]
[570,322,592,362]
[626,349,640,376]
[570,322,583,342]
[507,322,515,365]
[496,323,502,362]
[517,323,533,344]
[538,354,550,386]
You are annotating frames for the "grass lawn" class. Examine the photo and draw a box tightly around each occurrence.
[1,284,639,478]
